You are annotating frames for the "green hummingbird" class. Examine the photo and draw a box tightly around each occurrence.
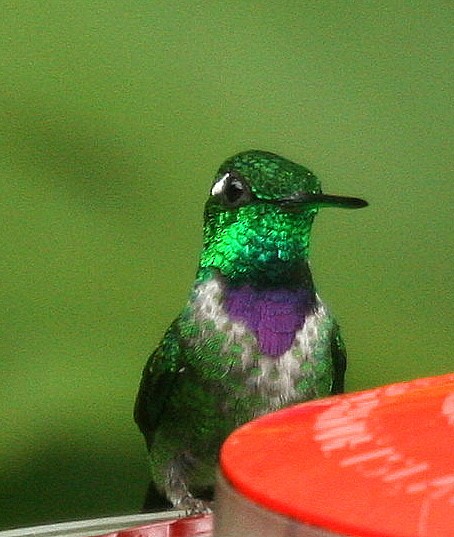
[134,150,368,513]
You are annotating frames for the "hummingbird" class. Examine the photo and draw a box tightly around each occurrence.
[134,150,368,513]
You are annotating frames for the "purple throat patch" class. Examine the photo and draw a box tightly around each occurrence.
[224,285,314,358]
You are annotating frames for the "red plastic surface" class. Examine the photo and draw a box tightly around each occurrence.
[100,514,213,537]
[220,373,454,537]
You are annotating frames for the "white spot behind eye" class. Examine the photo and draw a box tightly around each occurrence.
[211,173,230,196]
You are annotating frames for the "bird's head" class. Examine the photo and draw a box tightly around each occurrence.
[199,150,367,286]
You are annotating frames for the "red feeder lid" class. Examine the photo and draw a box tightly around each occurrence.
[219,373,454,537]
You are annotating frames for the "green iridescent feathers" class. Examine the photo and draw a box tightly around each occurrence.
[216,150,322,200]
[135,150,367,511]
[201,151,322,285]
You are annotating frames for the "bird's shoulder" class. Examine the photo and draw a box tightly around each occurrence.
[134,319,186,442]
[330,321,347,395]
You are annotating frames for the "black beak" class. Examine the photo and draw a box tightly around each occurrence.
[276,192,368,209]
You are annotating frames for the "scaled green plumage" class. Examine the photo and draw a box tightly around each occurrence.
[135,150,367,512]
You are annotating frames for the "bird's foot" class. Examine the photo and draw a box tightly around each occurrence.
[173,494,213,515]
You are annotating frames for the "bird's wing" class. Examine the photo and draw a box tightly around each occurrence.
[330,323,347,395]
[134,320,183,450]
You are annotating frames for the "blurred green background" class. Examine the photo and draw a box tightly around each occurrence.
[0,0,452,530]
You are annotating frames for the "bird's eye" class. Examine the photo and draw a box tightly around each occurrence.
[210,172,252,208]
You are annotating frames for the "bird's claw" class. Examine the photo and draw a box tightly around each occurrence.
[174,495,213,515]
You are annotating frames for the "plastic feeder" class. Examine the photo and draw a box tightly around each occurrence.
[216,373,454,537]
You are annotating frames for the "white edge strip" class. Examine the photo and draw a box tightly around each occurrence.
[0,511,186,537]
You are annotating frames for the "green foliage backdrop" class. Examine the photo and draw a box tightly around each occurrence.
[1,1,452,529]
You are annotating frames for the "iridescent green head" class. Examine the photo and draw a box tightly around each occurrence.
[199,150,367,286]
